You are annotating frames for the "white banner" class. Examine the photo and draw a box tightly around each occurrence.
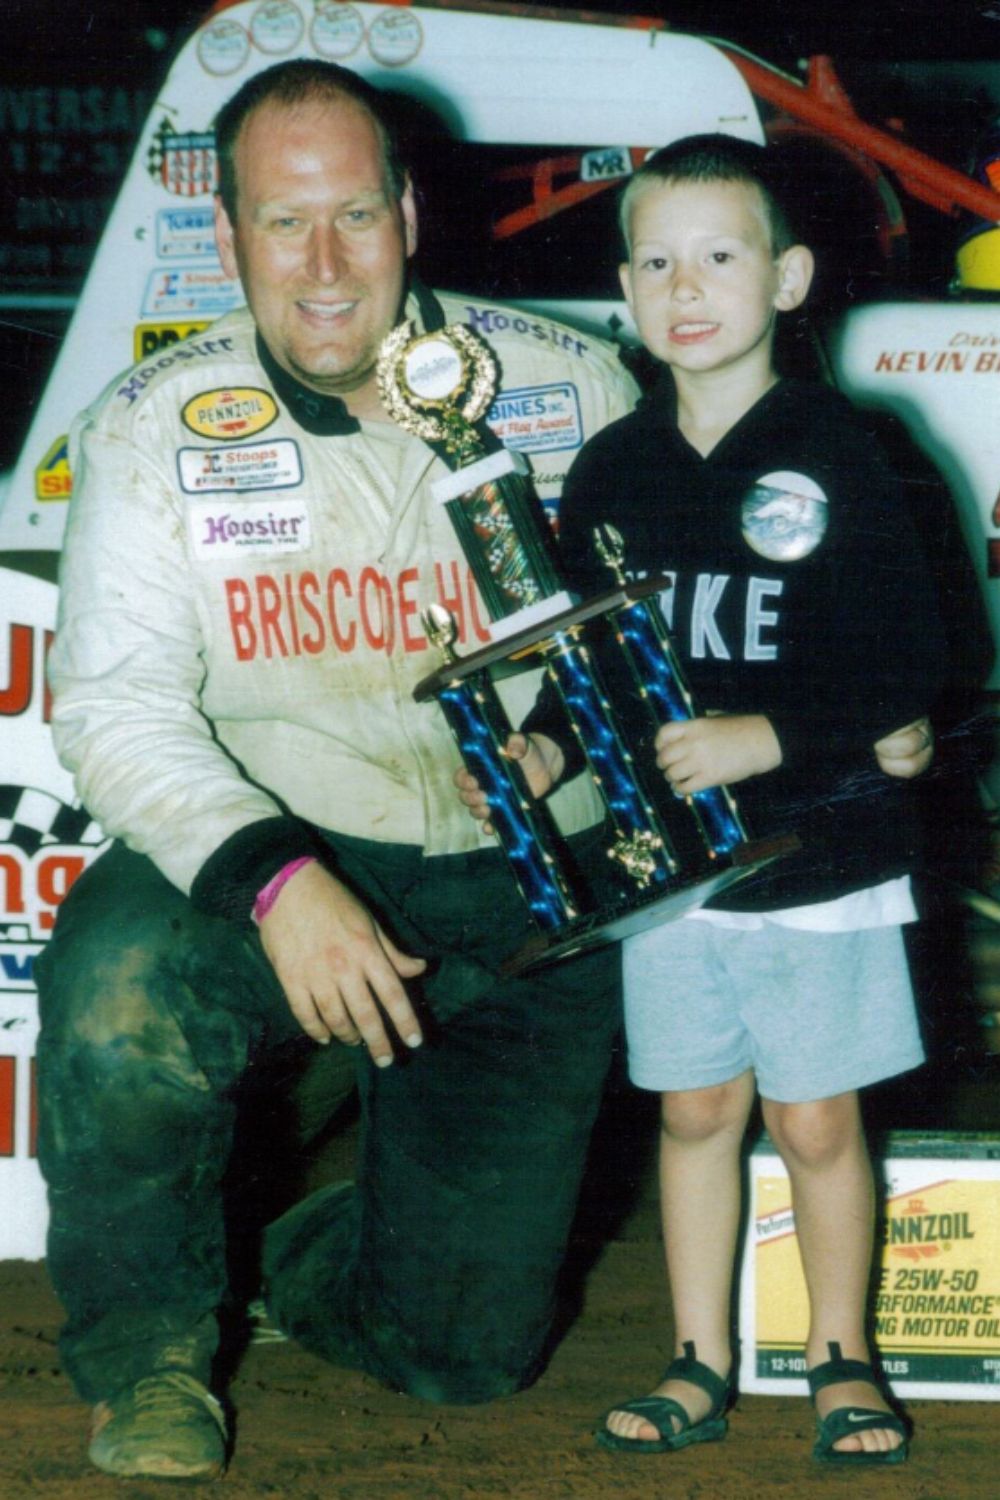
[0,568,108,1259]
[833,301,1000,693]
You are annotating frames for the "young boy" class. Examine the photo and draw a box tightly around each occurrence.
[457,134,944,1465]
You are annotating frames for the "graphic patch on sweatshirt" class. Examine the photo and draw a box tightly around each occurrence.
[742,471,828,562]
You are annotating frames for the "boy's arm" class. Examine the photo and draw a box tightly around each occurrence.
[653,712,935,794]
[654,711,934,795]
[453,733,565,834]
[751,432,946,777]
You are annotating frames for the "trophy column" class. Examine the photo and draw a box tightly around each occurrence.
[378,319,795,971]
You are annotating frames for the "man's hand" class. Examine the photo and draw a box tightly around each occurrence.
[655,714,782,794]
[453,732,565,835]
[259,860,426,1066]
[874,717,933,779]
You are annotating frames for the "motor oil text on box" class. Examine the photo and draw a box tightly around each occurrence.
[738,1132,1000,1400]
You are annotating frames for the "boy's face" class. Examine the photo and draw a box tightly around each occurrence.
[619,177,812,389]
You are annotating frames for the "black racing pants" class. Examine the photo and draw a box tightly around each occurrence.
[35,831,620,1405]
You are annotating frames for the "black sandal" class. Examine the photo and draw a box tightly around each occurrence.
[595,1341,733,1454]
[807,1341,910,1466]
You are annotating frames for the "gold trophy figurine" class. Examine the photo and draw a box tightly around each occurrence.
[377,320,569,626]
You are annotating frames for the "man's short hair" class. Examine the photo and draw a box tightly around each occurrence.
[619,133,796,257]
[214,59,407,221]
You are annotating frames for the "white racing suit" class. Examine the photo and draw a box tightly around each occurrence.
[49,285,636,893]
[36,285,639,1405]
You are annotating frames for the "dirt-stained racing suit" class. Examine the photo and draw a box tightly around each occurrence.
[35,285,639,1405]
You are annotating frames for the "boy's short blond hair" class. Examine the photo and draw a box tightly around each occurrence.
[620,133,796,258]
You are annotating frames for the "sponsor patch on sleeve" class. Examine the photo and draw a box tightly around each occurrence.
[187,497,312,559]
[177,439,303,494]
[486,382,583,454]
[182,387,278,441]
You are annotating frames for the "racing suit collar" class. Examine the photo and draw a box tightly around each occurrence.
[253,281,448,437]
[254,334,360,437]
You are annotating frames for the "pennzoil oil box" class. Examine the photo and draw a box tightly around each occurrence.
[738,1132,1000,1400]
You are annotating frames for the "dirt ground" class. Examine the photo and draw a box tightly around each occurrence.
[1,896,998,1498]
[2,1038,999,1500]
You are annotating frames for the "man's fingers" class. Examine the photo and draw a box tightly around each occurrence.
[454,766,493,820]
[457,785,490,813]
[258,863,430,1060]
[289,971,414,1064]
[284,983,358,1048]
[313,974,397,1063]
[377,926,427,980]
[665,767,703,795]
[374,927,426,1050]
[304,931,426,1062]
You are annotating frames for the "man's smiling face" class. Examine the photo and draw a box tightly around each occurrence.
[214,93,417,411]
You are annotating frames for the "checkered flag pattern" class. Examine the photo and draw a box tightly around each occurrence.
[0,785,105,857]
[144,117,175,185]
[145,117,217,196]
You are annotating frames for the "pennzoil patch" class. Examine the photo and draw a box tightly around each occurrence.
[182,387,278,441]
[177,439,303,494]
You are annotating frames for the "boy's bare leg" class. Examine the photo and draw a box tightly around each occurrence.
[761,1091,904,1457]
[605,1070,755,1441]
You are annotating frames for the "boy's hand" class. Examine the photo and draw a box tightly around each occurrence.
[453,732,566,836]
[874,717,933,779]
[655,714,782,794]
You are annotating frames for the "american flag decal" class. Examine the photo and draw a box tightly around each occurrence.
[146,118,217,197]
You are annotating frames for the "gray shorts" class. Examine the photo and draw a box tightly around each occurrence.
[622,917,925,1103]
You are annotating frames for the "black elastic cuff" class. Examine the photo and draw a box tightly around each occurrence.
[521,692,587,783]
[519,713,587,785]
[189,816,328,923]
[768,713,877,777]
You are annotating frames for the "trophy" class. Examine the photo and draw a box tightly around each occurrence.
[377,320,797,973]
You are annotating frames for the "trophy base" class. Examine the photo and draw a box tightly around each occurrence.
[500,834,800,977]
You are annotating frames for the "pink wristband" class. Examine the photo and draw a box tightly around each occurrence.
[251,856,315,925]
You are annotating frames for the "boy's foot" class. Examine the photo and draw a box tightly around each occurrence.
[596,1341,731,1453]
[88,1370,227,1480]
[807,1342,909,1465]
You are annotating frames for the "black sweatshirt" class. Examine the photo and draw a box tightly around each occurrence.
[524,375,947,911]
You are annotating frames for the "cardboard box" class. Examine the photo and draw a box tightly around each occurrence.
[738,1132,1000,1400]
